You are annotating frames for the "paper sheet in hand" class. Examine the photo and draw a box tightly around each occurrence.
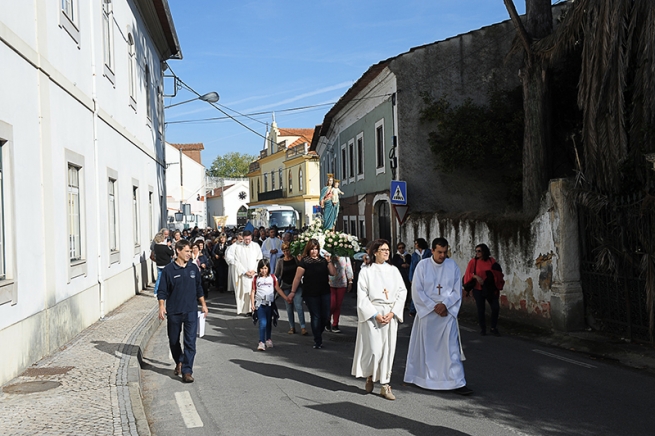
[197,311,205,337]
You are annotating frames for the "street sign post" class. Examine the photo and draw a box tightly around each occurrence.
[393,205,410,225]
[390,180,407,205]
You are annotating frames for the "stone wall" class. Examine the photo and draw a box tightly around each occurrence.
[399,179,584,331]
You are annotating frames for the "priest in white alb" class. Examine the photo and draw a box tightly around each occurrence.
[404,237,472,395]
[352,239,407,401]
[228,231,262,315]
[225,233,243,293]
[261,227,282,274]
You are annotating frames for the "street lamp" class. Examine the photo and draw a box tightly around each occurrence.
[164,91,219,109]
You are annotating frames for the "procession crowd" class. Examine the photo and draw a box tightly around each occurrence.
[153,225,504,400]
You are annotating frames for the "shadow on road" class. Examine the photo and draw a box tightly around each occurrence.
[306,401,471,436]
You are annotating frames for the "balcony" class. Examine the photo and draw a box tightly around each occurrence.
[248,161,260,173]
[285,142,309,160]
[258,189,284,201]
[259,149,268,159]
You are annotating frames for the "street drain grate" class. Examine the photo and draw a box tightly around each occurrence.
[3,381,62,394]
[22,366,74,377]
[328,335,356,343]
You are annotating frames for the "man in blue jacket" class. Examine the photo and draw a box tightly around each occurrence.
[158,239,208,383]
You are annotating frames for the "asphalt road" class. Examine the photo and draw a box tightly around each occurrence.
[142,291,655,436]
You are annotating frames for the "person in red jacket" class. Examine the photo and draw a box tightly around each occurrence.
[463,243,500,336]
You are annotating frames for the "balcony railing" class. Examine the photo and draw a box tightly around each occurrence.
[248,161,260,173]
[259,149,268,159]
[258,189,284,201]
[285,142,309,160]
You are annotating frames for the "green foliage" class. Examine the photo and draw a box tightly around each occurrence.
[419,89,524,199]
[207,152,256,178]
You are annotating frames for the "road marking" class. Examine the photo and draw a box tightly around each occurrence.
[175,391,204,428]
[533,349,597,368]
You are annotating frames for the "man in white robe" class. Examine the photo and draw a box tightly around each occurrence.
[225,234,243,293]
[228,231,262,315]
[352,241,407,400]
[261,227,282,275]
[404,237,472,395]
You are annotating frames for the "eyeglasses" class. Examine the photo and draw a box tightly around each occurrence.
[475,249,482,253]
[378,248,390,252]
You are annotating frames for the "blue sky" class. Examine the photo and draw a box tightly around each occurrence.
[164,0,540,166]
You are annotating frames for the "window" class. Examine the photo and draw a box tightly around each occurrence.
[68,165,82,262]
[128,34,137,106]
[271,170,275,190]
[264,174,268,192]
[279,168,283,190]
[288,170,293,193]
[145,64,152,121]
[375,119,385,174]
[356,133,364,179]
[132,186,139,247]
[348,140,355,180]
[257,179,260,195]
[250,180,254,198]
[0,143,5,279]
[343,216,348,233]
[359,217,365,240]
[62,0,75,21]
[298,168,303,192]
[60,0,79,43]
[102,0,114,81]
[350,217,357,237]
[108,178,118,253]
[148,190,153,244]
[341,145,347,181]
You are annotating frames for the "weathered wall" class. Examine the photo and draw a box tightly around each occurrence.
[390,18,522,214]
[399,179,584,330]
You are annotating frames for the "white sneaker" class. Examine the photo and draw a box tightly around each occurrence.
[265,339,274,348]
[257,342,266,351]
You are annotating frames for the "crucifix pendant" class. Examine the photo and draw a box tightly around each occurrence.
[383,289,389,300]
[436,284,443,295]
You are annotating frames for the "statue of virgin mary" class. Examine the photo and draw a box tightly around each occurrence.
[320,173,337,230]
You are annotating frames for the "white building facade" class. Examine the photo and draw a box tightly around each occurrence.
[165,142,207,230]
[206,179,250,227]
[0,0,181,386]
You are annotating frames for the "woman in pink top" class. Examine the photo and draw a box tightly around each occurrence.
[463,243,500,336]
[327,255,353,333]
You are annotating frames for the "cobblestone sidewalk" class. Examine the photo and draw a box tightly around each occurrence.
[0,292,160,436]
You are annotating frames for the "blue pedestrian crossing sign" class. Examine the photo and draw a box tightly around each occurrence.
[390,180,407,205]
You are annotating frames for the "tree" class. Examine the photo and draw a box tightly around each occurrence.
[504,0,553,216]
[207,152,256,178]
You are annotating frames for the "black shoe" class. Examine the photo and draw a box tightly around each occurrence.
[453,386,473,396]
[313,343,323,349]
[331,325,341,333]
[490,328,501,337]
[325,326,332,333]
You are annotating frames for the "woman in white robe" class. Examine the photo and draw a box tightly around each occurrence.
[351,239,407,400]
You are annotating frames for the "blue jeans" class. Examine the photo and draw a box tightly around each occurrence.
[166,311,198,375]
[256,304,273,343]
[154,266,165,295]
[282,283,306,330]
[304,293,330,346]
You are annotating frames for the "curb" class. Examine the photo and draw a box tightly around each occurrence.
[118,293,162,436]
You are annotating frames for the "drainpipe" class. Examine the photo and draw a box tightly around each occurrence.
[90,9,105,318]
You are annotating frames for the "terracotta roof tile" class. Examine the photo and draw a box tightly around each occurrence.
[278,128,314,143]
[206,184,235,199]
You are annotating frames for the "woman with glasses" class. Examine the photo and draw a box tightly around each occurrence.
[463,243,500,336]
[352,239,407,400]
[275,242,308,335]
[290,239,337,348]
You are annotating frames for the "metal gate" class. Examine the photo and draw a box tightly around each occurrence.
[579,183,655,343]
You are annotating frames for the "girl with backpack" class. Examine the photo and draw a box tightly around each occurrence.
[250,258,288,351]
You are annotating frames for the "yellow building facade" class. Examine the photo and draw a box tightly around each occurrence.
[247,123,321,227]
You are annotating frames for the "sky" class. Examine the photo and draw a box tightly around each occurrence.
[164,0,544,166]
